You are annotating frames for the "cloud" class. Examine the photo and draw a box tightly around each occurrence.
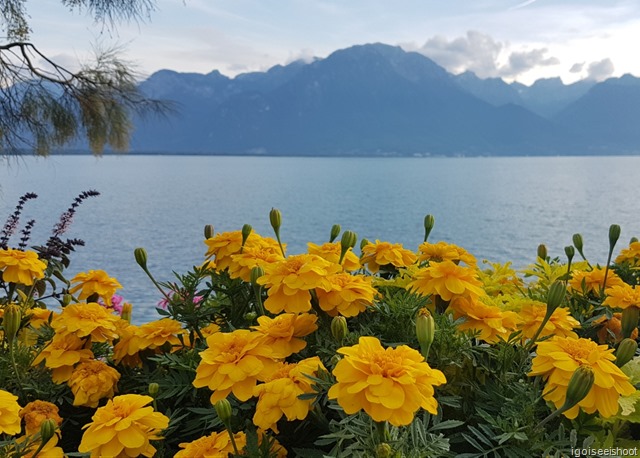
[569,62,584,73]
[411,30,559,80]
[586,58,614,81]
[503,49,559,77]
[414,31,502,77]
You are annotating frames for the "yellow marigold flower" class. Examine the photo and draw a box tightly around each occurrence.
[0,389,22,435]
[69,269,122,306]
[568,267,624,295]
[371,265,421,289]
[0,248,46,286]
[477,261,523,297]
[529,336,636,418]
[308,241,361,271]
[251,313,318,358]
[51,302,120,343]
[128,318,186,353]
[175,431,247,458]
[595,313,639,344]
[603,283,640,310]
[205,230,284,272]
[32,332,94,383]
[258,254,342,314]
[450,296,520,344]
[113,322,143,367]
[193,329,278,403]
[201,322,221,337]
[615,241,640,266]
[78,394,169,458]
[360,240,417,273]
[513,300,579,341]
[68,360,121,407]
[417,241,477,267]
[20,400,63,435]
[16,434,64,458]
[328,336,446,427]
[316,273,377,317]
[409,260,485,302]
[253,357,325,433]
[27,307,55,329]
[228,242,284,282]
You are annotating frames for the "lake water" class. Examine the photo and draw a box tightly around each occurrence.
[1,155,639,324]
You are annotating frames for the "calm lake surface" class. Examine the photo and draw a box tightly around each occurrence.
[1,155,639,324]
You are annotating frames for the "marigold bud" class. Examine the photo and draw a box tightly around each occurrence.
[416,308,435,360]
[423,214,435,242]
[61,294,72,306]
[330,224,341,243]
[250,266,265,285]
[563,366,595,410]
[609,224,621,250]
[121,302,133,323]
[214,398,233,424]
[360,238,370,251]
[572,233,584,254]
[204,224,215,239]
[241,224,252,247]
[621,306,640,340]
[39,418,57,445]
[148,382,160,398]
[564,246,575,263]
[537,244,547,260]
[376,443,393,458]
[269,208,282,234]
[615,338,638,368]
[3,304,21,345]
[546,282,566,316]
[339,230,357,264]
[331,316,348,342]
[244,311,257,322]
[631,237,639,244]
[134,247,148,270]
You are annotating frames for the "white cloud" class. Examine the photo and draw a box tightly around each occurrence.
[569,62,584,73]
[411,30,559,81]
[586,58,614,81]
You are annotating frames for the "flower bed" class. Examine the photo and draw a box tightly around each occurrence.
[1,194,640,457]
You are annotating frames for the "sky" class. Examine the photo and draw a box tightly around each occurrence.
[28,0,640,85]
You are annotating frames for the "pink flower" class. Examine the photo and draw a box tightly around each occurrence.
[98,294,124,314]
[157,293,203,310]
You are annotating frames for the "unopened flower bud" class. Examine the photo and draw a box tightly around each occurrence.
[62,294,73,307]
[214,398,233,424]
[331,316,348,342]
[423,214,435,242]
[376,443,393,458]
[244,311,257,322]
[416,308,435,360]
[339,230,357,264]
[241,224,253,248]
[120,302,133,323]
[4,304,21,345]
[546,282,566,316]
[564,246,575,263]
[537,244,547,260]
[572,233,584,254]
[615,338,638,367]
[39,418,57,445]
[204,224,215,239]
[631,237,639,244]
[269,208,282,234]
[148,382,160,398]
[563,366,595,411]
[360,238,369,251]
[250,266,265,285]
[621,306,640,339]
[134,247,148,270]
[609,224,621,250]
[330,224,341,243]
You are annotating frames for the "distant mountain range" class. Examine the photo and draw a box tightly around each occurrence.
[129,43,640,156]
